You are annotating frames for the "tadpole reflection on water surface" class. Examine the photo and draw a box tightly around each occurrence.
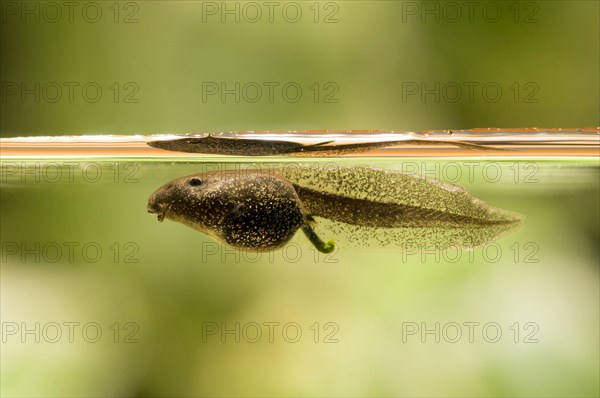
[147,135,504,156]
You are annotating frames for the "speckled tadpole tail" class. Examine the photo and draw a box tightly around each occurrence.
[278,166,524,250]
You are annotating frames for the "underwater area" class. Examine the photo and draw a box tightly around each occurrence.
[1,0,599,396]
[1,139,599,396]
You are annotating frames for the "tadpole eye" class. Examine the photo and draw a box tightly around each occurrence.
[189,178,203,187]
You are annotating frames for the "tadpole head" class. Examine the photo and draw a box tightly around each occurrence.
[147,174,213,226]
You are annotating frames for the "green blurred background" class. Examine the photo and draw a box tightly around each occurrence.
[1,0,598,136]
[1,1,599,397]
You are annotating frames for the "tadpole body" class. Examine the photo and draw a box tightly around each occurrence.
[147,171,334,253]
[148,167,523,252]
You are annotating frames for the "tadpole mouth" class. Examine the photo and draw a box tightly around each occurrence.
[148,182,178,223]
[147,201,166,222]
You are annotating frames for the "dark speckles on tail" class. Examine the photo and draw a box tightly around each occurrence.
[280,165,524,249]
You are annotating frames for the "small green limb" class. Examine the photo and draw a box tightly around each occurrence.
[301,223,336,254]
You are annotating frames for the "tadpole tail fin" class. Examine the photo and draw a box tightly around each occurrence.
[280,165,524,250]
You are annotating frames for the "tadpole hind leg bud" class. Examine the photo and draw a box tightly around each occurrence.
[301,223,335,254]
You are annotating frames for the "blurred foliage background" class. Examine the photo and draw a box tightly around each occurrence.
[1,1,599,397]
[1,0,598,136]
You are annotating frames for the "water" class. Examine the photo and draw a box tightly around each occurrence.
[1,132,599,397]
